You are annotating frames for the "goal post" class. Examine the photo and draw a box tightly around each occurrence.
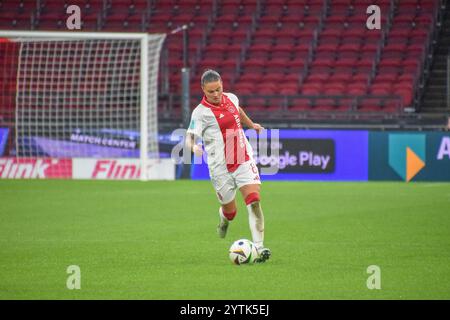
[0,31,168,180]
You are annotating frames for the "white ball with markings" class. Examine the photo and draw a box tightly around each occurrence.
[229,239,258,265]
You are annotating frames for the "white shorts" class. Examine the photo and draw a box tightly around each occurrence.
[210,160,261,205]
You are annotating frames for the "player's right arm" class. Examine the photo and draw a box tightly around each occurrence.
[186,107,204,156]
[185,133,203,156]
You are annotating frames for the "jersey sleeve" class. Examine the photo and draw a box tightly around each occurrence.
[225,92,240,109]
[186,107,203,138]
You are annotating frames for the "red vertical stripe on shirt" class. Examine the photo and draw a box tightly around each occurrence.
[201,94,249,172]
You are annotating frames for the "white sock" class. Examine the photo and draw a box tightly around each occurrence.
[247,201,264,250]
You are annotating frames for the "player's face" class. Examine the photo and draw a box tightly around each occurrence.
[202,80,223,105]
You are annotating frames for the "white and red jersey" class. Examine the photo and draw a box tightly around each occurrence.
[187,92,254,176]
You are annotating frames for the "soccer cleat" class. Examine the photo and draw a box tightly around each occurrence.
[217,208,229,238]
[217,220,229,238]
[255,247,271,263]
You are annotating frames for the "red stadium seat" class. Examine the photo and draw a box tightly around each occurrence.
[258,82,279,93]
[313,98,337,111]
[351,73,370,83]
[320,28,343,43]
[301,83,322,95]
[373,72,398,83]
[284,73,302,82]
[307,72,330,83]
[382,99,402,113]
[266,57,289,69]
[348,85,367,96]
[324,87,344,96]
[247,47,270,60]
[238,73,263,82]
[311,57,335,68]
[370,84,392,95]
[279,86,300,95]
[244,57,267,68]
[398,73,416,83]
[289,97,312,111]
[358,98,384,112]
[339,42,361,53]
[266,97,287,111]
[328,72,352,83]
[234,81,255,92]
[393,86,414,106]
[334,58,358,68]
[263,73,285,83]
[245,97,267,111]
[324,82,346,92]
[316,43,339,53]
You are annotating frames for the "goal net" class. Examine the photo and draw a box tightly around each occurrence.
[0,31,167,180]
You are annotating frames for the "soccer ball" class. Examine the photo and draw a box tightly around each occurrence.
[229,239,258,265]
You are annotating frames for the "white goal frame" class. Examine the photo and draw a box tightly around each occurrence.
[0,30,166,180]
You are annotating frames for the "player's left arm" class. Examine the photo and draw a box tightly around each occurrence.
[238,106,264,134]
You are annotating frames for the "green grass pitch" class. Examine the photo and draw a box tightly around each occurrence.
[1,180,450,299]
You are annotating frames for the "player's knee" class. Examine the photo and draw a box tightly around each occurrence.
[245,192,260,206]
[222,208,237,221]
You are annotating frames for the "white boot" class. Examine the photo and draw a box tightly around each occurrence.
[217,207,229,238]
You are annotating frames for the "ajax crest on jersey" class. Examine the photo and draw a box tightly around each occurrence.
[229,239,258,265]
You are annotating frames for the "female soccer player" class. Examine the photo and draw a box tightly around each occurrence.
[185,69,271,263]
